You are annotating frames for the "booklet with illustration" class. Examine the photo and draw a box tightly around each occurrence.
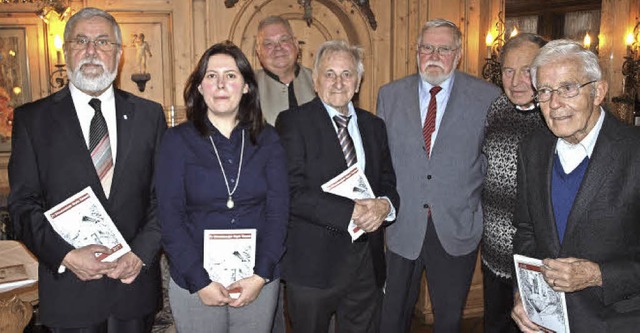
[514,254,570,333]
[44,186,131,263]
[321,164,374,241]
[203,229,256,298]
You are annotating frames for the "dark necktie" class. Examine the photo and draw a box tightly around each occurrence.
[333,114,357,167]
[88,98,114,196]
[422,86,442,158]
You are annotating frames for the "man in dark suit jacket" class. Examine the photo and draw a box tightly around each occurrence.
[276,40,399,333]
[512,39,640,332]
[377,19,500,332]
[8,8,166,332]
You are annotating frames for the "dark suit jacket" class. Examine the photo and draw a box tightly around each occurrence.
[513,112,640,332]
[8,86,167,328]
[275,97,399,289]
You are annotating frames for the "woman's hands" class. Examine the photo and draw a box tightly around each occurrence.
[197,281,233,306]
[198,275,267,307]
[226,274,267,308]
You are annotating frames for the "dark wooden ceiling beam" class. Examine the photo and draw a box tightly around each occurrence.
[506,0,601,17]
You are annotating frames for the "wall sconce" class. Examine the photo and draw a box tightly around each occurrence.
[482,12,507,87]
[613,19,640,126]
[583,31,599,55]
[49,34,68,90]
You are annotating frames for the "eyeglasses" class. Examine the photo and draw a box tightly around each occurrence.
[535,80,597,102]
[417,44,458,56]
[261,36,295,51]
[66,37,120,52]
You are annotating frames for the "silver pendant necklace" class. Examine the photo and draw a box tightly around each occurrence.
[209,129,244,209]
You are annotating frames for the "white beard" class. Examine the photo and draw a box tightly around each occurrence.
[67,57,117,93]
[417,56,458,85]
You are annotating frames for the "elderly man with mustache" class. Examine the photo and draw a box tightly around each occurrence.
[376,18,500,332]
[9,7,166,332]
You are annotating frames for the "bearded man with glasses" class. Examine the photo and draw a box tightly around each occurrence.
[9,7,166,332]
[377,18,500,332]
[511,39,640,332]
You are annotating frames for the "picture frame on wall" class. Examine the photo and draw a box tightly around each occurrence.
[0,27,32,153]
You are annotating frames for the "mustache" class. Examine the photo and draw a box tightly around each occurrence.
[424,61,445,69]
[76,57,106,70]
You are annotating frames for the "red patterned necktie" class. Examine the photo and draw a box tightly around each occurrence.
[88,98,114,197]
[333,115,357,167]
[422,86,442,158]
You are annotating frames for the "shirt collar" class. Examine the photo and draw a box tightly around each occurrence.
[321,100,356,123]
[263,63,301,85]
[555,107,605,173]
[515,103,537,111]
[419,72,455,98]
[69,82,115,106]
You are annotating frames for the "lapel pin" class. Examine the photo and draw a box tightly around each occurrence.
[123,115,128,120]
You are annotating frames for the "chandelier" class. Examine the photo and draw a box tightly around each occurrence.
[1,0,71,24]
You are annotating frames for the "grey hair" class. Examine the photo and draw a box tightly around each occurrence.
[64,7,122,48]
[499,33,547,66]
[417,18,462,50]
[257,16,294,39]
[313,40,364,79]
[530,39,602,88]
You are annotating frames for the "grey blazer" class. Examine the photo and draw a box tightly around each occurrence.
[377,71,500,259]
[256,66,316,125]
[513,112,640,332]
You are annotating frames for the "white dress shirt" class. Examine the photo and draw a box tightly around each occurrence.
[419,74,455,155]
[321,101,397,221]
[555,108,605,174]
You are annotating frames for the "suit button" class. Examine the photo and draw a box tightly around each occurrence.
[423,204,429,209]
[427,175,432,180]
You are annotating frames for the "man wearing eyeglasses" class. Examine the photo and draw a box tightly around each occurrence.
[511,39,640,332]
[376,18,500,332]
[255,16,316,125]
[9,7,166,332]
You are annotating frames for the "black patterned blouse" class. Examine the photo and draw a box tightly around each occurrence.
[481,94,546,279]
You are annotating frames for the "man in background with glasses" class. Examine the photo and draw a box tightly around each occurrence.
[511,39,640,332]
[9,7,166,332]
[377,18,500,332]
[255,16,316,125]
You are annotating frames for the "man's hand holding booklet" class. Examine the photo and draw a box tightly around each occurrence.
[44,186,131,272]
[321,164,375,241]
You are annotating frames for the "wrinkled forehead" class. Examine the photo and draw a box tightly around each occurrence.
[535,58,585,86]
[70,16,116,39]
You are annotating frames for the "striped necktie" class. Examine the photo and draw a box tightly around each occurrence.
[88,98,114,197]
[333,114,357,167]
[422,86,442,158]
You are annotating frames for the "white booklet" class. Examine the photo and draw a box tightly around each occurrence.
[203,229,256,298]
[44,186,131,263]
[514,254,570,333]
[321,164,374,241]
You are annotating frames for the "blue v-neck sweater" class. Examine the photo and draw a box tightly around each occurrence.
[551,154,589,244]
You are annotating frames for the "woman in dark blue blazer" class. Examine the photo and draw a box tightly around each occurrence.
[156,41,289,332]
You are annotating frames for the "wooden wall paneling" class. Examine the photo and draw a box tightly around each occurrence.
[211,0,378,110]
[109,13,173,108]
[600,0,639,101]
[91,0,193,124]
